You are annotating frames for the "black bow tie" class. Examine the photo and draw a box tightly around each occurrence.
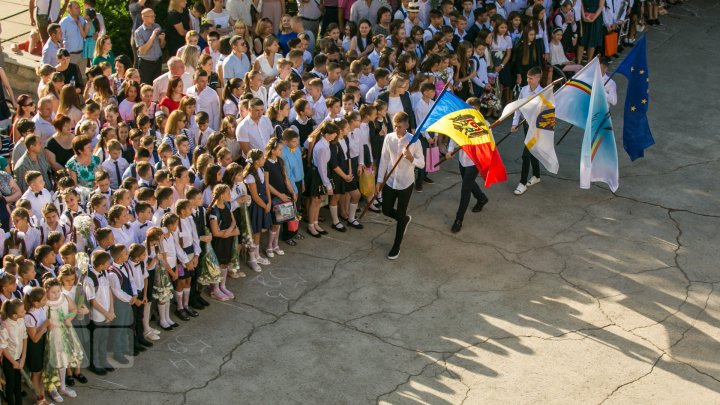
[164,208,171,213]
[35,192,42,197]
[139,223,148,228]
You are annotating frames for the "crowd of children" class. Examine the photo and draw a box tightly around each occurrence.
[0,0,667,401]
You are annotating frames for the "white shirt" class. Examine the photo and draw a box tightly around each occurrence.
[152,72,193,102]
[110,225,134,248]
[187,85,221,130]
[365,84,385,104]
[129,260,148,294]
[236,115,274,151]
[223,97,240,118]
[308,95,328,128]
[368,49,381,69]
[604,74,618,107]
[355,122,373,166]
[108,262,137,303]
[322,77,345,98]
[84,269,112,322]
[414,97,433,140]
[21,188,55,220]
[161,234,180,269]
[0,318,27,360]
[377,132,425,190]
[118,98,137,122]
[512,84,545,126]
[34,0,62,21]
[226,0,253,26]
[448,139,475,167]
[32,114,55,144]
[176,215,200,257]
[131,219,152,244]
[312,138,332,190]
[101,157,130,189]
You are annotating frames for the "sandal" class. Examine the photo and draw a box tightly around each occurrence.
[285,238,297,246]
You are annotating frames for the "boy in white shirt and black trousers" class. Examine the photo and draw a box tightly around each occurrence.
[376,112,425,260]
[107,244,144,363]
[85,250,115,375]
[510,67,544,196]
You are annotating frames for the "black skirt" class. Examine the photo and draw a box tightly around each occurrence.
[306,165,327,197]
[26,334,46,373]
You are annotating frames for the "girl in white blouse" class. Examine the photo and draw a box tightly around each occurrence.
[0,298,27,405]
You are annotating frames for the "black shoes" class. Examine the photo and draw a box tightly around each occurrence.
[331,222,347,232]
[76,373,88,384]
[424,176,434,184]
[451,219,463,233]
[415,183,423,192]
[138,337,153,347]
[387,244,401,260]
[196,295,210,307]
[189,299,205,310]
[186,307,199,317]
[88,365,108,375]
[175,309,191,321]
[65,375,75,386]
[347,219,364,229]
[472,197,489,212]
[112,356,130,365]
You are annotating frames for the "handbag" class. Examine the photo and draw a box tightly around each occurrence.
[272,200,296,224]
[604,31,619,57]
[425,146,440,173]
[358,167,376,198]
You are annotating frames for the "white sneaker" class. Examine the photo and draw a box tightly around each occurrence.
[257,256,271,266]
[144,331,160,341]
[60,387,77,398]
[527,176,541,186]
[50,389,64,402]
[514,183,528,195]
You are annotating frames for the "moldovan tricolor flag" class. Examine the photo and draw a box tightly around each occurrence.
[555,58,600,129]
[580,61,619,192]
[503,86,559,173]
[418,91,507,187]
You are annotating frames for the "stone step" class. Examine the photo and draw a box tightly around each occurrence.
[2,49,41,98]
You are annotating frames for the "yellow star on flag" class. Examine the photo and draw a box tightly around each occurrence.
[641,99,647,104]
[639,70,645,75]
[631,106,637,111]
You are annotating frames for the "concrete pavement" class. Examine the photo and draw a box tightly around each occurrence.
[62,1,720,403]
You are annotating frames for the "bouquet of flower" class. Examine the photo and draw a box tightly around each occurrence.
[198,235,222,285]
[73,214,95,253]
[74,252,90,319]
[153,260,174,302]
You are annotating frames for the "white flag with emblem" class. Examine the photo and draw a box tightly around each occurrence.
[504,86,559,174]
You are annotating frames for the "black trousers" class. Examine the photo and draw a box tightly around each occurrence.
[90,320,110,368]
[2,359,21,405]
[456,164,487,221]
[134,289,145,341]
[138,58,162,86]
[520,123,540,185]
[415,136,429,186]
[320,6,339,37]
[382,184,413,247]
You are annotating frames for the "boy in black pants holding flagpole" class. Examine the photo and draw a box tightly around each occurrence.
[376,112,426,260]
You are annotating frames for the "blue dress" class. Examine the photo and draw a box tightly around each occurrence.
[82,23,96,60]
[246,168,272,233]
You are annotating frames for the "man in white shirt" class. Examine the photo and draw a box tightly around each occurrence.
[403,2,422,37]
[186,70,221,130]
[236,98,274,156]
[350,0,389,24]
[41,23,63,66]
[32,96,56,144]
[29,0,68,43]
[376,112,425,260]
[152,57,193,102]
[510,67,543,196]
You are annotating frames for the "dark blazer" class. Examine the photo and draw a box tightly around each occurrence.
[377,90,417,131]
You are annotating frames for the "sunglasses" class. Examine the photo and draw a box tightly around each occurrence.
[22,102,35,107]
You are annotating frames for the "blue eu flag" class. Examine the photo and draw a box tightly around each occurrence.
[614,35,655,161]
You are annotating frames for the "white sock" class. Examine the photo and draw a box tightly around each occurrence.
[268,231,278,250]
[143,303,152,332]
[329,205,340,224]
[165,302,174,324]
[157,302,168,327]
[182,288,191,308]
[273,230,281,249]
[175,291,184,310]
[349,203,358,222]
[59,368,66,390]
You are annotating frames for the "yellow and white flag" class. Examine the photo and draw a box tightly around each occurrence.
[505,87,559,174]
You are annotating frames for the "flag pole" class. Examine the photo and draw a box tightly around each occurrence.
[555,56,619,146]
[433,78,564,169]
[358,81,453,221]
